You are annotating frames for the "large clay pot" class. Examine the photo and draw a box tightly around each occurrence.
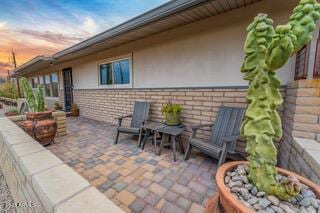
[22,111,57,146]
[206,161,320,213]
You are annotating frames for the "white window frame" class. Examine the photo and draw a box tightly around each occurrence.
[97,55,133,89]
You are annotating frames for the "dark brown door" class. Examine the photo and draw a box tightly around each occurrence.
[63,68,73,111]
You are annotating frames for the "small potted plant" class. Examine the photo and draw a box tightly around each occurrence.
[54,101,62,110]
[4,107,19,117]
[161,102,183,126]
[20,77,57,146]
[71,103,79,117]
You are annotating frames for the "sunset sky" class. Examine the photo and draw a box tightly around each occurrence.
[0,0,169,77]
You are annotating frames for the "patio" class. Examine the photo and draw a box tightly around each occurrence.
[47,117,218,213]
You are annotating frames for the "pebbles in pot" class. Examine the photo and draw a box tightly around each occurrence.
[224,164,320,212]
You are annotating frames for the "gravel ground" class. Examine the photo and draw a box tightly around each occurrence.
[0,169,16,212]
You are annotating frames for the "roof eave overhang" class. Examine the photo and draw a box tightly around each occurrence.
[13,56,55,77]
[53,0,210,59]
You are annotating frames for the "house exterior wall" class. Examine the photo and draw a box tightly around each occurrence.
[25,0,297,92]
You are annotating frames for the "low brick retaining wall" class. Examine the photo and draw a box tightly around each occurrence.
[8,111,67,137]
[0,117,123,213]
[0,97,17,106]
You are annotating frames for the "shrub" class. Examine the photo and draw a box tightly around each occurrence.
[161,102,183,116]
[0,81,18,99]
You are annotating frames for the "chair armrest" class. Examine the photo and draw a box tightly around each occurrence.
[190,123,214,130]
[190,123,214,139]
[139,118,150,126]
[116,114,132,120]
[116,114,132,126]
[222,135,240,143]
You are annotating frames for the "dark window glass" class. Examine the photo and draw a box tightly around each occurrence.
[114,59,130,84]
[295,45,310,80]
[44,75,51,97]
[30,79,35,88]
[100,63,113,85]
[51,73,59,97]
[314,38,320,79]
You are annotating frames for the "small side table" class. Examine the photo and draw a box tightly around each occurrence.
[139,122,166,150]
[156,125,186,162]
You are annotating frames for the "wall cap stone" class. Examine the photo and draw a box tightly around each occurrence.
[288,79,320,89]
[19,150,63,182]
[32,164,90,213]
[293,137,320,177]
[10,142,46,162]
[54,187,123,213]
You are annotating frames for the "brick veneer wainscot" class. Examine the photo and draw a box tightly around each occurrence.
[72,87,286,153]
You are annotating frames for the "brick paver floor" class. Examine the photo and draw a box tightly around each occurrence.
[47,117,218,213]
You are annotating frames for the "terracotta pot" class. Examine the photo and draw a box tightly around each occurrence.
[207,161,320,213]
[22,111,57,146]
[164,112,181,126]
[4,112,19,117]
[71,109,79,117]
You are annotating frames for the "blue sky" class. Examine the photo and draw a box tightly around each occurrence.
[0,0,169,76]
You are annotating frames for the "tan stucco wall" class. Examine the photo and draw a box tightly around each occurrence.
[26,0,299,89]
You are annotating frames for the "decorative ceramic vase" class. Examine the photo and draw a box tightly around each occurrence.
[22,111,57,146]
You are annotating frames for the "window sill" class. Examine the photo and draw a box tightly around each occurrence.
[97,84,133,89]
[45,97,60,101]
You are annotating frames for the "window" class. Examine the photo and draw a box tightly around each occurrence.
[44,75,51,96]
[28,72,59,97]
[39,76,44,85]
[100,63,113,85]
[51,73,59,97]
[99,58,130,86]
[313,36,320,79]
[294,45,310,80]
[32,77,38,88]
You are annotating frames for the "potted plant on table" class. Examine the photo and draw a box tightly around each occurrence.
[161,102,183,126]
[71,103,79,117]
[54,101,62,110]
[208,0,320,212]
[20,77,57,146]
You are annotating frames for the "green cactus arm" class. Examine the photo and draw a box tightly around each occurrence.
[20,77,37,112]
[35,85,45,112]
[241,0,320,201]
[289,0,320,53]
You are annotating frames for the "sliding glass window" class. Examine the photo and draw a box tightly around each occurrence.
[29,72,59,97]
[99,58,130,86]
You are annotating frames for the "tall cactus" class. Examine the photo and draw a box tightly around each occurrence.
[20,77,45,112]
[35,85,45,112]
[241,0,320,200]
